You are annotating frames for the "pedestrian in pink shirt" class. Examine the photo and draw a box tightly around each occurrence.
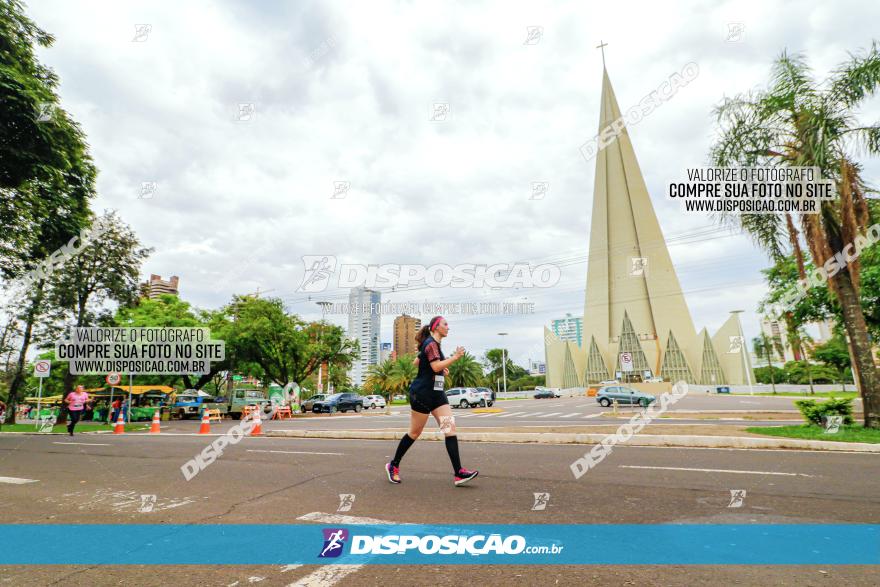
[65,385,91,436]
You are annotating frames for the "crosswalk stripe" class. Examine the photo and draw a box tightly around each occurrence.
[0,476,38,484]
[541,412,563,418]
[560,413,579,418]
[476,413,496,418]
[497,412,525,418]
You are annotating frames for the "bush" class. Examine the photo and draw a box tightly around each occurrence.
[794,397,855,426]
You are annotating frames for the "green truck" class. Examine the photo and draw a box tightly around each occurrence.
[203,388,273,419]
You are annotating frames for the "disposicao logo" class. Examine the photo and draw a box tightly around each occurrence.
[319,528,348,558]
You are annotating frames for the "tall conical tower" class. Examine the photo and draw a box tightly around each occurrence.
[544,64,751,388]
[580,66,699,382]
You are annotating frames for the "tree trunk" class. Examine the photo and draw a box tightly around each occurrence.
[833,269,880,428]
[5,281,46,425]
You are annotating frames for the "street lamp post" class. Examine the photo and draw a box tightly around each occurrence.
[731,310,754,396]
[498,332,508,398]
[316,302,331,397]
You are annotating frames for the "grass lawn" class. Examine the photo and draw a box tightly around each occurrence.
[0,422,149,433]
[753,391,858,399]
[746,424,880,443]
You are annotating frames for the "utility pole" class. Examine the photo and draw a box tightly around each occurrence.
[498,332,509,398]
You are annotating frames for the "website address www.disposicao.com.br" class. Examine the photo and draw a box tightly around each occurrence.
[320,530,563,559]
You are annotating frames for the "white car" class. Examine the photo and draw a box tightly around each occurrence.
[445,387,483,409]
[362,395,386,409]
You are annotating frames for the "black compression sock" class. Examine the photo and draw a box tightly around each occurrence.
[391,433,416,467]
[444,435,462,473]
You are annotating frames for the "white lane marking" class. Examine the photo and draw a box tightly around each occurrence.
[280,565,303,573]
[497,412,526,418]
[619,465,813,477]
[527,412,544,417]
[540,412,563,418]
[286,565,362,587]
[476,413,497,418]
[291,512,409,587]
[53,442,111,446]
[559,413,579,418]
[0,476,38,484]
[583,413,602,419]
[297,511,407,525]
[246,449,345,456]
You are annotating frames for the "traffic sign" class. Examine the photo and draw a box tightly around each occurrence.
[34,360,51,378]
[106,372,122,386]
[619,352,634,372]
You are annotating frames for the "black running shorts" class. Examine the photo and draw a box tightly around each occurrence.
[408,389,449,414]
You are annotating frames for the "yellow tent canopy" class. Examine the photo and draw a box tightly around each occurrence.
[87,385,175,395]
[23,395,64,403]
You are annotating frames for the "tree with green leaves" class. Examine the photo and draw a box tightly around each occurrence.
[711,43,880,426]
[47,210,151,411]
[446,351,483,388]
[224,296,357,390]
[752,333,778,393]
[0,1,98,423]
[113,294,230,390]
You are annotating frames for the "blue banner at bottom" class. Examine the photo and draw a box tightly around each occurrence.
[1,524,877,565]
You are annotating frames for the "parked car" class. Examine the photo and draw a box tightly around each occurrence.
[392,394,406,402]
[312,393,364,414]
[362,395,386,409]
[445,388,483,409]
[533,387,560,399]
[596,386,656,407]
[599,380,620,386]
[474,387,494,407]
[301,394,327,412]
[645,376,664,384]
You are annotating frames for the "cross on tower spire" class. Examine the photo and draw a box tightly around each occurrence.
[596,40,608,68]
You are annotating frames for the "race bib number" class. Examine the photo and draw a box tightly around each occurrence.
[433,375,445,391]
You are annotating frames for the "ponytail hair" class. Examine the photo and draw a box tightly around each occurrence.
[415,315,444,346]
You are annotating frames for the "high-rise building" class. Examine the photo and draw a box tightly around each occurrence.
[140,274,179,299]
[544,66,753,387]
[551,313,583,347]
[347,287,381,386]
[760,316,836,363]
[393,314,421,358]
[380,342,393,363]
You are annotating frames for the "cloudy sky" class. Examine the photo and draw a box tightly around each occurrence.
[27,0,880,367]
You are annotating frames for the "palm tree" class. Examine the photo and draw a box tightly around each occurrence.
[387,354,417,398]
[752,333,778,393]
[710,44,880,427]
[447,351,483,387]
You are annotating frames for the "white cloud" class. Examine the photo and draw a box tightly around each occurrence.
[26,0,880,362]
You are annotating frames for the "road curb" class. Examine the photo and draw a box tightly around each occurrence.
[264,429,880,452]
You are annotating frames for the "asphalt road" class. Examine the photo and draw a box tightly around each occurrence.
[1,430,878,586]
[134,393,828,435]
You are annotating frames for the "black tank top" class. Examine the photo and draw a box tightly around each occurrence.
[410,336,445,394]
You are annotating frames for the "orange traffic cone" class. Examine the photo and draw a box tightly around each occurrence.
[113,412,125,435]
[198,412,211,434]
[149,410,161,434]
[249,410,263,436]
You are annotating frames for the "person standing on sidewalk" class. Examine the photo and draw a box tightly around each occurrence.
[385,316,479,486]
[64,385,91,436]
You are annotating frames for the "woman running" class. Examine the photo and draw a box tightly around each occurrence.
[64,385,91,436]
[385,316,478,486]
